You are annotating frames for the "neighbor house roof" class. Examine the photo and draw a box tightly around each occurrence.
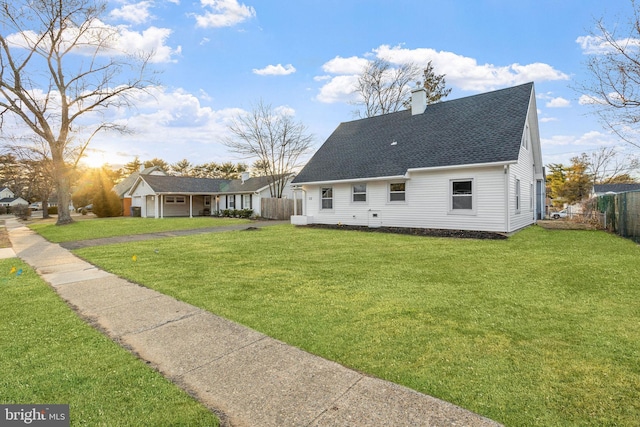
[293,82,534,184]
[114,166,166,198]
[593,183,640,194]
[131,174,291,195]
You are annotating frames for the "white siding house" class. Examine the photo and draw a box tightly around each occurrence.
[128,173,295,218]
[291,83,544,233]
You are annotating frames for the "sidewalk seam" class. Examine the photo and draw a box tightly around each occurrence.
[175,335,270,380]
[306,376,365,426]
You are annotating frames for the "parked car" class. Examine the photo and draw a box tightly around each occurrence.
[551,209,568,219]
[81,204,93,214]
[29,202,41,211]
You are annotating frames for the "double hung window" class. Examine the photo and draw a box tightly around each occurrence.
[321,187,333,209]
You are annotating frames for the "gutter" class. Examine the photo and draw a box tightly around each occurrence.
[293,161,517,186]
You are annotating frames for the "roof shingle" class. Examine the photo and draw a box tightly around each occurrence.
[293,82,533,184]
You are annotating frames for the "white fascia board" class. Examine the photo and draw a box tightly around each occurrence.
[407,160,517,174]
[291,175,408,187]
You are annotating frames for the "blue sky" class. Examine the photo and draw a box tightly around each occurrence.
[48,1,638,169]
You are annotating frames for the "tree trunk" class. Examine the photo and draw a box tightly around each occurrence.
[52,151,73,225]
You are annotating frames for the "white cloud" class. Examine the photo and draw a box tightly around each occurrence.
[546,97,570,108]
[274,105,296,116]
[576,34,640,55]
[194,0,256,28]
[5,19,180,63]
[110,1,153,25]
[252,63,296,76]
[315,44,570,104]
[316,75,359,104]
[116,25,181,63]
[540,117,558,123]
[322,56,369,74]
[88,86,247,164]
[541,131,614,147]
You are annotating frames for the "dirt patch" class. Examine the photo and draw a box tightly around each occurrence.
[302,223,508,240]
[537,220,598,230]
[0,221,11,248]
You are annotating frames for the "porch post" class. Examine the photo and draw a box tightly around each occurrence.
[189,195,193,218]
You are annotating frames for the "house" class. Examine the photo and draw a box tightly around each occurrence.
[290,82,545,233]
[127,172,295,218]
[113,166,167,216]
[592,183,640,197]
[0,187,28,208]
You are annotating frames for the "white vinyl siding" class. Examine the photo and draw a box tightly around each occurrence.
[301,167,509,232]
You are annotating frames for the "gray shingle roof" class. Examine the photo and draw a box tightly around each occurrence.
[593,183,640,194]
[293,82,534,184]
[138,174,288,194]
[114,166,166,198]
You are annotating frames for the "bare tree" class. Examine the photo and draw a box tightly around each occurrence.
[225,101,313,197]
[0,0,156,224]
[577,0,640,149]
[586,146,639,184]
[352,59,451,118]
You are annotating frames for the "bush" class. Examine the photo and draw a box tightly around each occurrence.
[219,209,253,218]
[93,192,121,217]
[12,204,30,220]
[47,206,58,215]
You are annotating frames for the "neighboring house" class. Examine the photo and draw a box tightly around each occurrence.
[127,172,295,218]
[113,166,167,216]
[592,183,640,197]
[290,82,545,233]
[0,187,28,208]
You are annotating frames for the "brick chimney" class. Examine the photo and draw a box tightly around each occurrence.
[411,83,427,115]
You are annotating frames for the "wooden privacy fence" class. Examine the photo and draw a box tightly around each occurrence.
[260,198,302,220]
[598,191,640,244]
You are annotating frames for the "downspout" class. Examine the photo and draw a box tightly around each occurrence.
[504,165,510,232]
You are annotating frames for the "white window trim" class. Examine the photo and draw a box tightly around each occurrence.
[449,178,476,215]
[352,183,367,203]
[388,182,406,203]
[530,182,534,212]
[320,187,333,210]
[165,195,186,204]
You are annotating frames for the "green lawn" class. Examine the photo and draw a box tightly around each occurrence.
[72,224,640,426]
[0,259,218,426]
[29,217,250,242]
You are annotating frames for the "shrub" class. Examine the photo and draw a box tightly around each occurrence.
[47,206,58,215]
[12,204,30,220]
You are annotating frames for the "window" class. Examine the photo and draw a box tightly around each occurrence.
[522,124,530,150]
[227,195,235,209]
[389,183,406,202]
[204,196,211,207]
[515,179,521,213]
[321,187,333,209]
[242,194,252,209]
[530,183,534,212]
[352,184,366,202]
[165,195,185,204]
[451,180,473,210]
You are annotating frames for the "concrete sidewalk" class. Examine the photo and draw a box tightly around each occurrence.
[5,218,501,427]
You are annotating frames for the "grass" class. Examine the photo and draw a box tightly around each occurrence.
[0,258,218,426]
[28,216,250,243]
[72,224,640,426]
